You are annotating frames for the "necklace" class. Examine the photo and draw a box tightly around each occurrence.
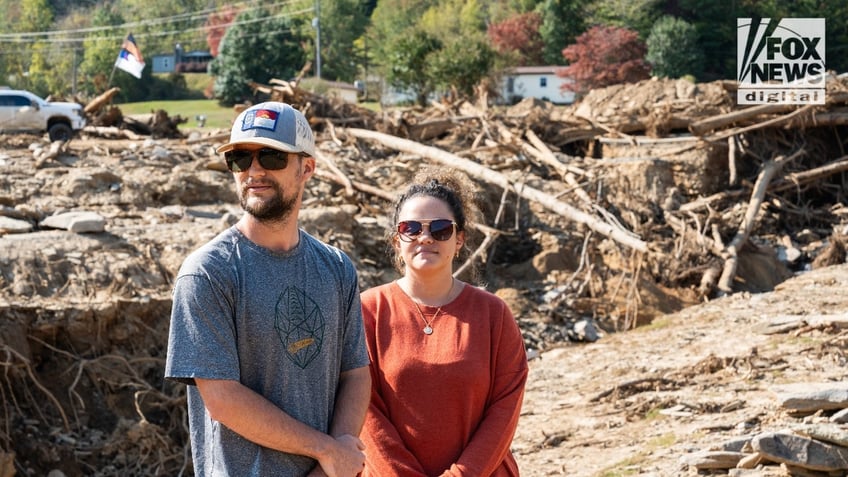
[398,277,455,335]
[412,302,441,335]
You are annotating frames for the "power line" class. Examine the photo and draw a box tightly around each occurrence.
[0,0,311,43]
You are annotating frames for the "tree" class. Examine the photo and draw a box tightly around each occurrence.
[209,6,309,105]
[384,28,442,106]
[487,12,544,66]
[428,37,495,98]
[585,0,662,39]
[7,0,54,93]
[538,0,585,65]
[79,7,125,96]
[368,0,495,105]
[559,25,651,94]
[646,16,704,79]
[304,0,370,82]
[366,0,436,70]
[205,4,240,57]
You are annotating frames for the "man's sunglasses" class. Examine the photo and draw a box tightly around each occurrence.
[224,148,291,172]
[397,219,457,242]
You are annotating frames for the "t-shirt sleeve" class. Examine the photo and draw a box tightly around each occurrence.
[165,272,241,385]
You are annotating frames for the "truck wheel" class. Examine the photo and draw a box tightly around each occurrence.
[48,123,73,142]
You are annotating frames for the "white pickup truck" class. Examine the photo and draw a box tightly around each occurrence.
[0,88,86,141]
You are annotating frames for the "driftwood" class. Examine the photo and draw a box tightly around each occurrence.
[689,103,795,136]
[82,126,143,140]
[343,127,649,252]
[34,140,68,169]
[717,150,804,293]
[678,154,848,213]
[84,87,120,116]
[314,150,355,197]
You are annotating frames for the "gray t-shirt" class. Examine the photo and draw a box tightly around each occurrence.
[165,226,369,476]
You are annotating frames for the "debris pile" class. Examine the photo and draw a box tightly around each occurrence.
[0,75,847,475]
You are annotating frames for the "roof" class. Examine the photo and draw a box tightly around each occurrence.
[506,66,566,75]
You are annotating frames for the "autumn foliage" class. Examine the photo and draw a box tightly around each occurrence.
[205,5,240,57]
[558,25,650,94]
[487,12,545,66]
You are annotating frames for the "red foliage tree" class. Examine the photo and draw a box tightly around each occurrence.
[205,5,240,57]
[558,25,650,94]
[487,12,544,66]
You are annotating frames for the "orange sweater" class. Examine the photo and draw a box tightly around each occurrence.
[360,282,529,477]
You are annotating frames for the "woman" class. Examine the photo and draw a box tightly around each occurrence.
[360,168,529,476]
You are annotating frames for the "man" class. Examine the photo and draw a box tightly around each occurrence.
[165,102,371,477]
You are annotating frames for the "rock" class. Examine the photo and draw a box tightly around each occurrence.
[681,450,747,469]
[0,216,33,234]
[752,431,848,472]
[39,211,106,233]
[789,423,848,447]
[771,382,848,414]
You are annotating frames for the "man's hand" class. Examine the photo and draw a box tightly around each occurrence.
[314,434,366,477]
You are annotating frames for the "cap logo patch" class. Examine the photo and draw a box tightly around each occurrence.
[241,109,279,132]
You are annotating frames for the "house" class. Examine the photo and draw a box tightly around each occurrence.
[151,44,213,74]
[322,80,360,103]
[499,66,576,105]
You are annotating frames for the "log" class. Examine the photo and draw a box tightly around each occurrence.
[679,155,848,212]
[689,103,794,136]
[82,126,143,140]
[34,140,68,169]
[84,87,121,116]
[717,150,804,293]
[313,150,355,197]
[343,127,648,252]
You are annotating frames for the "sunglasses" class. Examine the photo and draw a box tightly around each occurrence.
[397,219,457,242]
[224,148,291,172]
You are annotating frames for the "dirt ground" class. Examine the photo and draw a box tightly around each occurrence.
[513,262,848,476]
[0,92,846,477]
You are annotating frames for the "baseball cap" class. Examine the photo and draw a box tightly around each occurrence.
[216,102,316,157]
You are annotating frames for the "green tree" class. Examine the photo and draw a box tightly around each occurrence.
[367,0,436,68]
[209,7,309,105]
[8,0,54,92]
[538,0,585,65]
[304,0,370,82]
[79,7,125,96]
[585,0,662,39]
[646,16,703,79]
[384,27,442,105]
[428,37,495,98]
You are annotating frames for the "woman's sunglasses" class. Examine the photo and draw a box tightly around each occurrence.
[224,148,290,172]
[397,219,457,242]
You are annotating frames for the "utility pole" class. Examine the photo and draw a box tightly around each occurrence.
[312,0,321,79]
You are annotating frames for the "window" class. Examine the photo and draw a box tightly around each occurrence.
[540,77,548,88]
[507,77,515,94]
[0,95,31,107]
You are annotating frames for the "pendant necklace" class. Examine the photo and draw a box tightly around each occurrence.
[400,277,455,335]
[413,302,441,335]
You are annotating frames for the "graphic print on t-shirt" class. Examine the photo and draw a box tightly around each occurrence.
[275,286,325,369]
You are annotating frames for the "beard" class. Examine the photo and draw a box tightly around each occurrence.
[239,180,300,225]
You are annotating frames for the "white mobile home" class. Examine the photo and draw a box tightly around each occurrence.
[499,66,575,105]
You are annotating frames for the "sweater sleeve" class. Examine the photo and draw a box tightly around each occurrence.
[442,303,529,477]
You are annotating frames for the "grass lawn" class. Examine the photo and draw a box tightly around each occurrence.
[118,99,236,130]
